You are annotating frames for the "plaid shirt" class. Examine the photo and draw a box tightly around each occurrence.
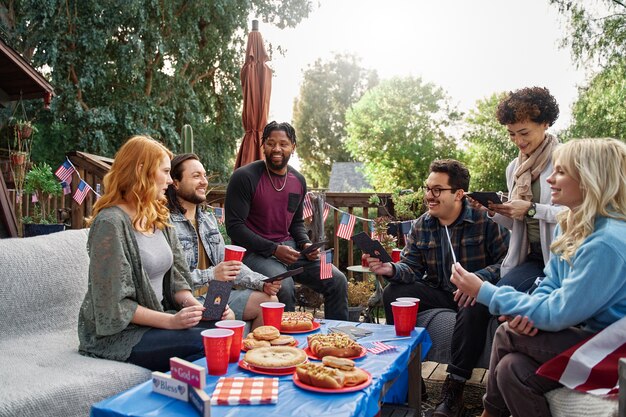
[392,200,510,292]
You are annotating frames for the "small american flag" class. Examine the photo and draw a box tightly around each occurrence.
[336,212,356,240]
[61,181,71,195]
[302,193,313,219]
[320,249,333,279]
[363,341,397,354]
[54,160,75,183]
[400,221,412,242]
[322,204,330,223]
[73,180,91,205]
[213,207,224,223]
[369,221,376,239]
[31,193,38,203]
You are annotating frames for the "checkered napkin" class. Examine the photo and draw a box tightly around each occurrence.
[210,377,278,405]
[362,341,397,354]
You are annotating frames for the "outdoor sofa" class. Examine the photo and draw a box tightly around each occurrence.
[0,229,152,417]
[418,308,622,416]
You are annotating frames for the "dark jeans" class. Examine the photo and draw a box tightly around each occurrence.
[383,281,491,380]
[243,240,348,320]
[499,255,545,293]
[127,327,205,372]
[484,323,593,417]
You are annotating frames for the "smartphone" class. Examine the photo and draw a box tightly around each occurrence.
[262,267,304,283]
[300,241,328,257]
[467,191,504,208]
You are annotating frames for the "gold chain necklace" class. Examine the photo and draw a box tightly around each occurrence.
[265,162,288,192]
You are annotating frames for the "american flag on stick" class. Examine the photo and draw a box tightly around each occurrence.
[322,204,330,223]
[336,212,356,240]
[54,160,75,183]
[320,249,333,279]
[363,341,397,355]
[302,193,313,220]
[213,207,225,223]
[73,180,91,205]
[61,181,71,195]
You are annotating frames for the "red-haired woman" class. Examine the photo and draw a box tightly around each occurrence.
[78,135,232,371]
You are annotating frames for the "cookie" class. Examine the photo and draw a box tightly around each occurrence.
[252,325,280,341]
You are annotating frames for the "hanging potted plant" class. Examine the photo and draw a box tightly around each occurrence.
[22,163,65,237]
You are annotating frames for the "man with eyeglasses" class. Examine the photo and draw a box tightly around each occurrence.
[367,159,509,417]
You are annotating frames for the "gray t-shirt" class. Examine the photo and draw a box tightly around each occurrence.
[133,228,173,301]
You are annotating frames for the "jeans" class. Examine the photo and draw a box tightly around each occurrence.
[383,281,491,380]
[498,255,545,293]
[484,323,593,417]
[243,240,348,320]
[127,327,206,372]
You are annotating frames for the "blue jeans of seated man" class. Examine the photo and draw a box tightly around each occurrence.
[127,327,206,372]
[243,240,348,320]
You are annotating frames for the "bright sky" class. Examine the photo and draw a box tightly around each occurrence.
[260,0,590,136]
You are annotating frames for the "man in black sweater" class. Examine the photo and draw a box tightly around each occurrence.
[225,121,348,320]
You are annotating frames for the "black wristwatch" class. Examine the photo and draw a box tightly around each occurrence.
[526,202,537,218]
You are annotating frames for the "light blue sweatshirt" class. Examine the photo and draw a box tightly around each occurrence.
[477,216,626,332]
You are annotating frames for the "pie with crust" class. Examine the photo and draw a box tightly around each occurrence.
[243,346,307,368]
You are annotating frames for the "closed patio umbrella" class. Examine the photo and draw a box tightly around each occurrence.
[235,20,272,169]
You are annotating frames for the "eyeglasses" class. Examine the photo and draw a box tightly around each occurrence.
[421,186,457,198]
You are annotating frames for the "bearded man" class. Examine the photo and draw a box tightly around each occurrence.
[225,121,348,320]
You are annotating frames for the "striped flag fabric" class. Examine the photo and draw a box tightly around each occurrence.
[73,180,91,204]
[320,250,333,279]
[213,207,224,223]
[302,193,313,219]
[363,341,397,355]
[369,221,376,239]
[400,221,412,242]
[61,181,71,195]
[54,160,75,183]
[336,212,356,240]
[322,204,330,223]
[536,315,626,396]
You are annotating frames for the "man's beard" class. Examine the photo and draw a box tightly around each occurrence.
[265,152,291,171]
[177,188,206,205]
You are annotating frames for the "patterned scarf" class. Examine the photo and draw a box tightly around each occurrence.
[511,133,559,201]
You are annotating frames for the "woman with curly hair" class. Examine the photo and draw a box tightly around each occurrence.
[78,136,232,372]
[451,138,626,416]
[483,87,566,292]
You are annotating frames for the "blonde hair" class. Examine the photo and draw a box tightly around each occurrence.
[88,135,173,231]
[550,138,626,262]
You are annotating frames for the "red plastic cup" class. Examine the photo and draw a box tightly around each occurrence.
[224,245,246,262]
[216,320,246,363]
[396,297,420,329]
[391,301,415,336]
[201,328,234,375]
[392,249,402,263]
[260,301,285,330]
[361,253,369,267]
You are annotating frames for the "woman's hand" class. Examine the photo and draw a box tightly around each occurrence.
[500,314,538,336]
[366,254,394,277]
[274,245,300,265]
[263,281,281,296]
[214,260,241,281]
[489,200,532,221]
[450,262,483,299]
[170,305,204,329]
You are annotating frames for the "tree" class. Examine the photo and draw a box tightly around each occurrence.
[292,53,378,188]
[565,60,626,140]
[344,76,460,192]
[460,93,517,192]
[0,0,312,180]
[549,0,626,67]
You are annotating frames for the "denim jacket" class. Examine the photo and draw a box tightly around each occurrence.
[170,207,265,292]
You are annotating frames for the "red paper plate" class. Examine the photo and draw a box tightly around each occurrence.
[280,321,321,334]
[238,359,305,376]
[241,339,299,352]
[292,370,372,393]
[303,346,367,361]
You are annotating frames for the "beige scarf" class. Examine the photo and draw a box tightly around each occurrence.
[511,133,559,201]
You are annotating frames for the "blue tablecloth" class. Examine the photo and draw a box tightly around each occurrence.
[91,320,431,417]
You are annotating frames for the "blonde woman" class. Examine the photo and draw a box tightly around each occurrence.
[78,136,231,372]
[451,138,626,417]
